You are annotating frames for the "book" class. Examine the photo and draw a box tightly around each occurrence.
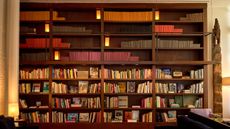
[77,71,89,79]
[161,68,172,79]
[69,85,78,93]
[19,99,28,108]
[132,110,139,121]
[90,67,99,78]
[66,113,79,123]
[79,113,89,122]
[43,82,49,93]
[32,83,41,92]
[78,81,88,93]
[127,81,135,93]
[80,98,88,108]
[118,82,126,93]
[118,96,128,108]
[114,110,123,122]
[71,97,81,107]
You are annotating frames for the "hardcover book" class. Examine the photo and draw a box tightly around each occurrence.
[78,81,88,93]
[32,83,41,92]
[90,67,99,78]
[43,82,49,93]
[79,113,89,122]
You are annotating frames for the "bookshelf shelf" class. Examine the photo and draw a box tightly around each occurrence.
[104,93,152,96]
[53,20,101,23]
[19,3,209,129]
[155,93,204,96]
[52,78,101,81]
[19,108,49,111]
[155,78,203,81]
[104,108,153,111]
[156,48,204,50]
[105,34,152,36]
[155,122,177,126]
[52,108,101,111]
[52,33,101,36]
[19,93,49,96]
[155,20,203,23]
[52,93,101,97]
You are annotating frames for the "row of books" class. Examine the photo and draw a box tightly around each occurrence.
[155,81,203,94]
[106,25,152,34]
[155,68,204,79]
[121,40,152,49]
[68,51,101,61]
[52,97,101,108]
[104,110,152,123]
[20,68,49,79]
[20,53,50,62]
[104,11,153,22]
[52,112,101,123]
[52,82,101,94]
[20,26,36,34]
[190,68,204,79]
[104,96,128,108]
[156,96,203,108]
[156,39,201,48]
[103,68,152,79]
[20,38,70,48]
[141,97,152,108]
[19,82,49,93]
[20,11,65,21]
[154,25,183,33]
[104,52,140,61]
[52,67,99,79]
[53,26,93,33]
[179,13,203,22]
[66,52,141,62]
[19,99,49,109]
[20,112,49,123]
[104,81,152,94]
[156,111,177,122]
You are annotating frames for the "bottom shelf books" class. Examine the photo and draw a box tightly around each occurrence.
[156,111,177,123]
[20,112,49,123]
[104,110,152,123]
[52,112,101,123]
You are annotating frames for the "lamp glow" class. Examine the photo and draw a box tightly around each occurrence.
[105,37,110,47]
[45,24,50,32]
[96,9,101,20]
[155,10,160,20]
[54,51,60,60]
[8,103,19,120]
[223,77,230,85]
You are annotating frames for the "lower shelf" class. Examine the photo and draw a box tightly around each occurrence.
[156,122,177,127]
[26,123,154,129]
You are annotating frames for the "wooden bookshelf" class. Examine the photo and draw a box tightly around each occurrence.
[19,3,209,129]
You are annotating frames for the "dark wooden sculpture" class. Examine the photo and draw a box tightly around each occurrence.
[212,18,222,115]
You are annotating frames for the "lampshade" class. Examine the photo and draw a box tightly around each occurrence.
[222,77,230,85]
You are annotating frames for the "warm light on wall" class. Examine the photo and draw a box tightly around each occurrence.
[222,77,230,85]
[8,103,19,120]
[155,10,160,20]
[105,37,110,47]
[45,23,50,33]
[96,9,101,20]
[54,51,60,60]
